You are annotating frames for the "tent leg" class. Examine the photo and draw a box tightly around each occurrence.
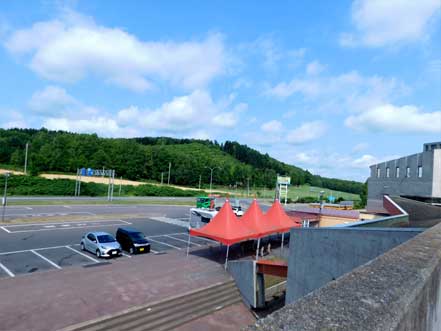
[224,245,230,270]
[186,231,191,257]
[281,233,285,255]
[256,238,261,261]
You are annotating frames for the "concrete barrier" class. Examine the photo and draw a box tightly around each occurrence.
[245,223,441,331]
[285,227,421,304]
[227,260,256,308]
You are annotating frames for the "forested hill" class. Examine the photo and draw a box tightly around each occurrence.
[0,128,363,194]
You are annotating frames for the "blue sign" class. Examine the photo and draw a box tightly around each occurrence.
[328,195,336,203]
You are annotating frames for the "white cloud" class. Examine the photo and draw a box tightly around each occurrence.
[261,120,283,133]
[5,11,227,92]
[340,0,441,47]
[212,112,239,128]
[266,70,408,114]
[351,154,379,168]
[0,110,28,129]
[352,142,369,153]
[306,60,325,75]
[286,121,327,144]
[345,103,441,133]
[28,85,76,115]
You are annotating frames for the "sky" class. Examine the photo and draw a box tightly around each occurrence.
[0,0,440,182]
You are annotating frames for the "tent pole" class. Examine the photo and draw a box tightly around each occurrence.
[224,245,230,270]
[256,238,261,261]
[281,233,285,255]
[186,228,191,257]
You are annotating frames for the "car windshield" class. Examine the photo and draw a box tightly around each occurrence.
[97,235,116,243]
[129,232,145,240]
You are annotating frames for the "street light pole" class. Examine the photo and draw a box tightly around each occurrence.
[205,166,221,195]
[2,173,10,222]
[24,143,29,175]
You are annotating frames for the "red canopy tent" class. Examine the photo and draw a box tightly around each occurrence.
[188,199,256,268]
[265,199,301,253]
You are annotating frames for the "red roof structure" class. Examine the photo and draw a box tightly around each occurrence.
[241,199,281,237]
[265,199,301,232]
[189,199,256,246]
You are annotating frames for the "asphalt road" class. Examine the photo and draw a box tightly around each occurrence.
[0,204,212,279]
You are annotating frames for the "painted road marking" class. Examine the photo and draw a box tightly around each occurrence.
[2,220,132,233]
[30,250,62,270]
[3,211,95,217]
[63,205,72,209]
[64,246,100,263]
[147,237,182,250]
[165,234,201,246]
[148,232,187,238]
[0,226,11,233]
[0,244,80,256]
[0,262,15,277]
[121,252,131,258]
[25,207,33,210]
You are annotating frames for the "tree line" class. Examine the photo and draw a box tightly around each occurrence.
[0,128,364,194]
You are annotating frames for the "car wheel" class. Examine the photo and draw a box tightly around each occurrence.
[96,250,101,258]
[80,242,85,251]
[129,247,134,254]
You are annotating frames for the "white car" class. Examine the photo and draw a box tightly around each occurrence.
[80,231,122,258]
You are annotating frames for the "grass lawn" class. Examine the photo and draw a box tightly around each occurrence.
[6,199,194,206]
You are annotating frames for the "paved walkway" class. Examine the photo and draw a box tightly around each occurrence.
[0,250,253,331]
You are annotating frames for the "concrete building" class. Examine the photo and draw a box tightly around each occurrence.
[367,142,441,212]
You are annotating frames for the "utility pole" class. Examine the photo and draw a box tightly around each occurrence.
[167,162,171,185]
[119,176,122,196]
[2,173,10,222]
[205,166,221,195]
[24,143,29,175]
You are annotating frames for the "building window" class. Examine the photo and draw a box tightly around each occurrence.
[377,168,380,178]
[418,166,423,178]
[406,167,411,178]
[386,167,390,178]
[396,167,400,178]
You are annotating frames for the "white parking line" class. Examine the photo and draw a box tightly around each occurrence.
[63,205,72,209]
[64,246,100,263]
[148,232,187,238]
[147,237,182,250]
[0,244,79,256]
[165,235,201,247]
[0,262,15,277]
[30,250,62,270]
[0,226,11,233]
[2,220,132,233]
[3,211,95,217]
[44,225,55,228]
[121,252,132,258]
[25,207,33,210]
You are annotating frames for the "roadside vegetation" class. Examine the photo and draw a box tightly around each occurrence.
[0,128,364,196]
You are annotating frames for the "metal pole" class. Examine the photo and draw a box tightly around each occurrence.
[24,143,29,175]
[224,245,230,270]
[161,172,164,185]
[281,233,285,255]
[247,178,250,197]
[107,172,111,201]
[167,162,171,185]
[78,173,81,196]
[110,170,115,201]
[198,175,201,190]
[74,169,78,197]
[2,173,9,222]
[256,238,261,261]
[209,169,213,195]
[119,176,122,196]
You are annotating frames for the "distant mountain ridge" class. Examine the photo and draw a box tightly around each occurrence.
[0,128,363,194]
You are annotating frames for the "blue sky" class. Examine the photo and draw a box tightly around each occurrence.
[0,0,440,181]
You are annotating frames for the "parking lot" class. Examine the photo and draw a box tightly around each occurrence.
[0,204,217,279]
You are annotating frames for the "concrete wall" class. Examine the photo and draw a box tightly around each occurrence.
[285,227,421,304]
[368,148,437,202]
[392,196,441,228]
[246,223,441,331]
[227,260,256,308]
[433,149,441,197]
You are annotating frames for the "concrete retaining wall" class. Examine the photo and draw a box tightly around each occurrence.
[246,223,441,331]
[285,227,421,304]
[227,260,256,308]
[392,196,441,227]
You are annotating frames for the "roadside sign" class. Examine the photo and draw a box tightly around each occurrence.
[277,176,291,185]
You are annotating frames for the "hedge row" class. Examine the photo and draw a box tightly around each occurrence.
[0,175,204,197]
